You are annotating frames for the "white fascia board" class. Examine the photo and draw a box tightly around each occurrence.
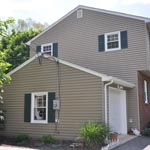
[44,55,135,88]
[79,5,150,22]
[102,76,135,88]
[26,6,80,45]
[43,54,110,79]
[111,76,135,88]
[8,54,135,88]
[26,5,150,45]
[8,56,37,76]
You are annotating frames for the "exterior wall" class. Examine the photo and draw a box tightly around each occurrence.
[138,72,150,130]
[1,58,103,139]
[29,8,148,130]
[30,9,147,83]
[146,27,150,70]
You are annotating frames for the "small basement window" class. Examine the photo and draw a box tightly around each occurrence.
[105,31,121,51]
[31,92,48,123]
[41,43,53,55]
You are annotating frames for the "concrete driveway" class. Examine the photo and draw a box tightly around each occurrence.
[113,136,150,150]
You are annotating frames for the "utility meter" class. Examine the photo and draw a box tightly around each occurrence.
[53,100,60,110]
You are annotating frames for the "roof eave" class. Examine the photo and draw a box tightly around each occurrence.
[7,54,135,89]
[103,76,135,88]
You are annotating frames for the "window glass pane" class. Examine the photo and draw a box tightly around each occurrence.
[34,108,46,120]
[107,33,119,50]
[144,80,148,103]
[43,45,51,52]
[33,93,47,121]
[108,41,118,49]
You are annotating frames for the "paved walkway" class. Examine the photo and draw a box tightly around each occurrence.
[113,136,150,150]
[0,144,37,150]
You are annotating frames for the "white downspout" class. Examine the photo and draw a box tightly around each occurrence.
[104,80,113,126]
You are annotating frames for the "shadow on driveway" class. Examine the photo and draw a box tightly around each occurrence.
[113,136,150,150]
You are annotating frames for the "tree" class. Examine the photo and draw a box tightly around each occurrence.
[11,18,48,31]
[0,18,13,128]
[0,17,15,36]
[0,18,41,128]
[0,52,11,128]
[0,29,41,72]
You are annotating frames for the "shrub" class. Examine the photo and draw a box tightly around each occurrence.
[16,133,30,142]
[80,121,109,146]
[141,128,150,136]
[147,121,150,128]
[40,135,56,143]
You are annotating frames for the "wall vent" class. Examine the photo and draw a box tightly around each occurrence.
[77,9,83,18]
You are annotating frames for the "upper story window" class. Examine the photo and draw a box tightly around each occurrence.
[31,92,48,123]
[98,31,128,52]
[36,43,58,57]
[105,31,121,51]
[41,43,53,55]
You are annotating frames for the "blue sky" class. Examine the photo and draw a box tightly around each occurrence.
[0,0,150,24]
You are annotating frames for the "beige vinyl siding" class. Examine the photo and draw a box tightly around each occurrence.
[1,58,103,139]
[29,9,147,129]
[30,9,147,83]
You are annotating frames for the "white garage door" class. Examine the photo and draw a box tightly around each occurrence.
[109,87,127,134]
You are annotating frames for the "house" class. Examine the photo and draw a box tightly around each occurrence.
[1,5,150,139]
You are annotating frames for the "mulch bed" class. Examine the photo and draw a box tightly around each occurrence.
[0,136,106,150]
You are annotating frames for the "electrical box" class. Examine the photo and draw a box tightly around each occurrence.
[53,100,60,110]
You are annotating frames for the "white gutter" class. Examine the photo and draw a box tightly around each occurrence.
[104,80,114,126]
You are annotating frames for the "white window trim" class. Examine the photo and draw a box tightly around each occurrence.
[144,80,148,104]
[41,43,53,55]
[31,92,48,124]
[105,31,121,51]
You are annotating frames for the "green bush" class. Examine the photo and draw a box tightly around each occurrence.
[16,133,31,142]
[80,121,109,146]
[141,128,150,136]
[147,121,150,128]
[40,135,56,143]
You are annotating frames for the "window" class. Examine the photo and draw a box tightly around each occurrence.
[105,31,121,51]
[31,92,48,123]
[41,43,53,55]
[143,80,150,104]
[36,43,58,57]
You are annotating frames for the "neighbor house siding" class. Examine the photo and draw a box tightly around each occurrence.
[29,9,147,130]
[138,72,150,130]
[1,58,103,139]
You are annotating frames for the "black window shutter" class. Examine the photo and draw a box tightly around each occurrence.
[121,31,128,49]
[53,43,58,57]
[36,46,41,53]
[48,92,55,123]
[98,35,105,52]
[24,93,31,122]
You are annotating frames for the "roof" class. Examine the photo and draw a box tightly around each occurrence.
[8,55,135,88]
[26,5,150,45]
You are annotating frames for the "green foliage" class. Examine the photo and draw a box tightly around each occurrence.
[40,135,57,144]
[147,121,150,128]
[0,52,11,85]
[80,122,109,146]
[0,29,41,72]
[0,17,15,36]
[0,18,12,127]
[16,133,31,142]
[141,128,150,136]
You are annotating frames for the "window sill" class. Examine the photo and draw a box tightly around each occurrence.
[31,121,48,124]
